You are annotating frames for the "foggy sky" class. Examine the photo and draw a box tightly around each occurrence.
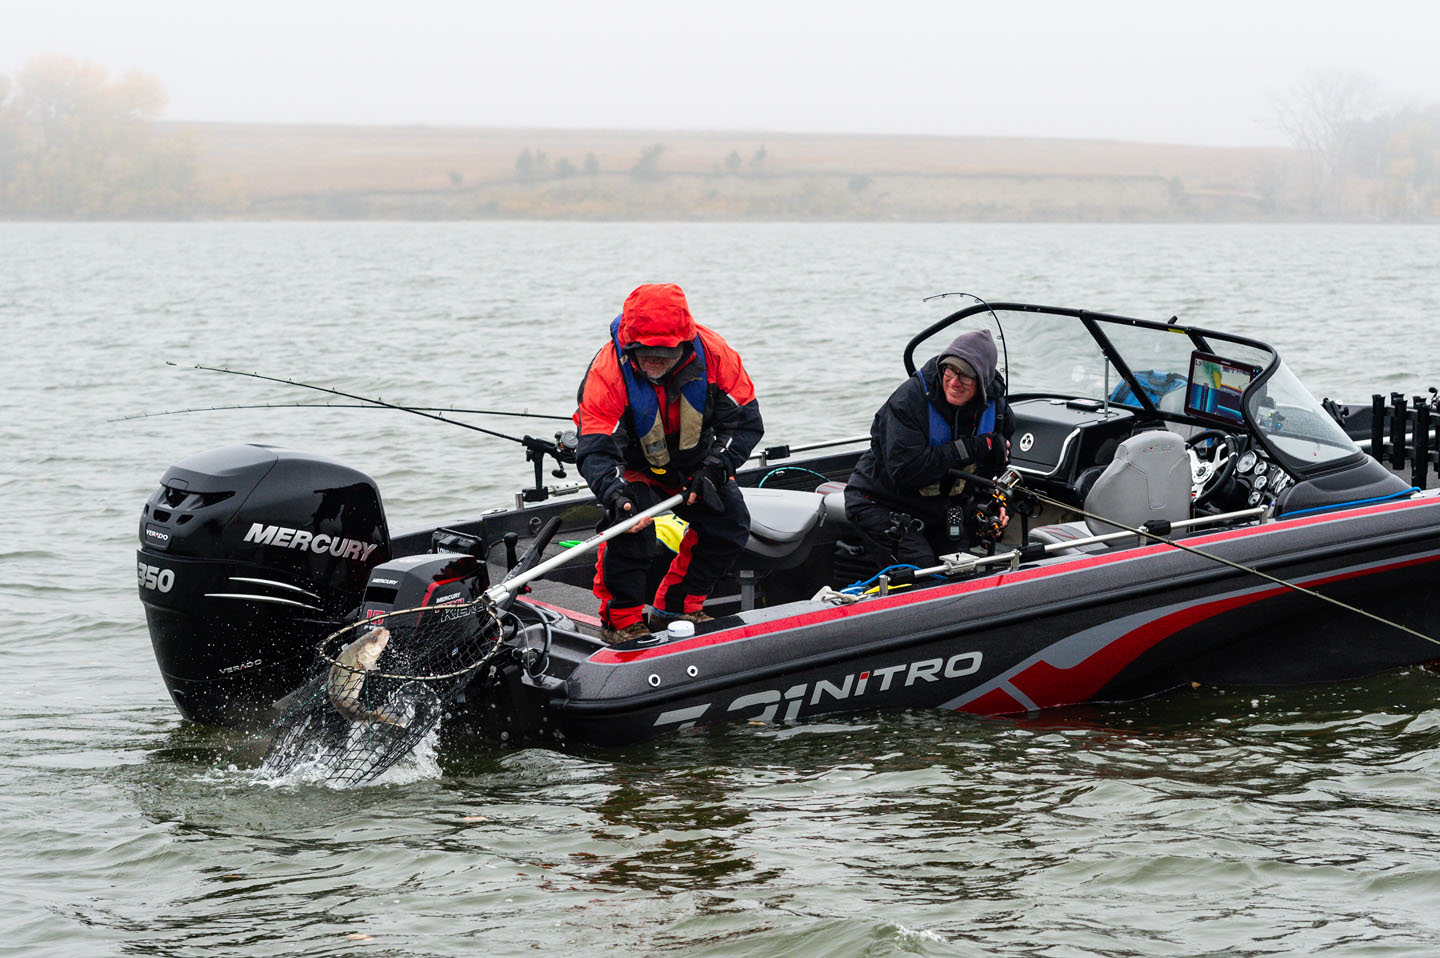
[4,0,1438,148]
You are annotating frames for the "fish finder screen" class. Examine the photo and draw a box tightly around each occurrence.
[1185,352,1258,424]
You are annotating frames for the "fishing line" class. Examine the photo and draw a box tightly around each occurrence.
[922,291,1012,411]
[109,401,571,424]
[757,466,831,487]
[1019,486,1440,648]
[168,362,534,445]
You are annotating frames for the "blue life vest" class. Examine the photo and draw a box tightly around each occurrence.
[611,315,709,471]
[916,366,997,446]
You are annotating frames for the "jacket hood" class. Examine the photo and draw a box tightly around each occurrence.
[937,328,999,405]
[618,284,696,347]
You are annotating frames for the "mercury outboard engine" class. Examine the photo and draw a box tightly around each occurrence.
[137,444,391,727]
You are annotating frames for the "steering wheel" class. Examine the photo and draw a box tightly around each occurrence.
[1185,430,1237,507]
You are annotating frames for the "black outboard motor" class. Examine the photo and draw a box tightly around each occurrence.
[137,444,391,727]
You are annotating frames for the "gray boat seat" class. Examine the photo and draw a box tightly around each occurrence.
[740,486,827,560]
[813,481,851,528]
[1083,430,1192,535]
[733,485,843,610]
[1027,430,1192,554]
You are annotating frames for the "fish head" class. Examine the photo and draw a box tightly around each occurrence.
[353,626,390,669]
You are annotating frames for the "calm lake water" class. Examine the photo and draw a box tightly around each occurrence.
[5,221,1440,956]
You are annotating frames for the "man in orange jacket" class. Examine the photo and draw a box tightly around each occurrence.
[575,284,764,644]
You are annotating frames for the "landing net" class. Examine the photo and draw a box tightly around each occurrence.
[258,598,504,786]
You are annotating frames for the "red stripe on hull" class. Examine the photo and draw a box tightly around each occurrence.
[590,496,1440,666]
[962,687,1032,713]
[959,551,1440,714]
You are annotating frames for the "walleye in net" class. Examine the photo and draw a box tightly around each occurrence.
[260,598,504,786]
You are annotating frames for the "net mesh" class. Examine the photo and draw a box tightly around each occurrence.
[259,598,504,786]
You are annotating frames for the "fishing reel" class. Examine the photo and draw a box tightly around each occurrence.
[949,467,1040,545]
[520,430,579,502]
[966,494,1008,544]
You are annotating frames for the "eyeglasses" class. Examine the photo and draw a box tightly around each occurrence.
[942,366,977,385]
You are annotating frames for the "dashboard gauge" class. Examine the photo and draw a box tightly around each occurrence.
[1248,490,1263,505]
[1254,474,1268,490]
[1253,459,1268,476]
[1236,450,1257,473]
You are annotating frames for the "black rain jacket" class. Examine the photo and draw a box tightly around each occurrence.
[846,355,1014,522]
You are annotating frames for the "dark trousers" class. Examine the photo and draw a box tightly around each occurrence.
[843,487,958,571]
[593,480,750,627]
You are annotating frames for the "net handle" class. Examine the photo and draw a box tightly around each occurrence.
[483,493,685,604]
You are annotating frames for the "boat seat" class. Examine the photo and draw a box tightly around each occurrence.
[732,486,842,610]
[814,480,851,528]
[740,486,827,560]
[1027,429,1192,554]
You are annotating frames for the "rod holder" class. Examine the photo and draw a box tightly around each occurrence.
[1390,392,1408,470]
[1371,394,1385,463]
[1416,397,1433,490]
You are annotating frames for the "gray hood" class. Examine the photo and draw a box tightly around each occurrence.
[937,329,999,405]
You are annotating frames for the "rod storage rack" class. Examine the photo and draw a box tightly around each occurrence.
[1370,392,1440,490]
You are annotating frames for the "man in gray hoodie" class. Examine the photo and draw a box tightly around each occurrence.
[844,328,1014,570]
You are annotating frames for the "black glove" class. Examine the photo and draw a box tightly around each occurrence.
[603,482,641,525]
[686,456,729,511]
[955,432,1007,471]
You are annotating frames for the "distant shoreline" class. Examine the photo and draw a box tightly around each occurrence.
[2,121,1426,222]
[167,122,1327,223]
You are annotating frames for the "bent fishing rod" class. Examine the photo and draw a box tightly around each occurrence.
[166,362,575,463]
[108,400,572,424]
[930,470,1440,649]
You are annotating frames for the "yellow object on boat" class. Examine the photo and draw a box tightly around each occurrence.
[653,514,689,553]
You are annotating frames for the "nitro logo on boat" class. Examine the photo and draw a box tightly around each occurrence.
[651,651,984,728]
[242,523,380,562]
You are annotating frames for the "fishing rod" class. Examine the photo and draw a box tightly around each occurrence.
[169,362,555,448]
[922,291,1012,412]
[937,470,1440,649]
[108,401,572,424]
[171,362,581,501]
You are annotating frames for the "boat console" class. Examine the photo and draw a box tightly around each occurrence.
[1006,396,1136,492]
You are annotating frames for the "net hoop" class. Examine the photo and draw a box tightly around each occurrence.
[315,597,504,683]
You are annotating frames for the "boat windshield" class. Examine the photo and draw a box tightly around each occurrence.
[1246,361,1363,471]
[914,301,1361,475]
[950,307,1272,412]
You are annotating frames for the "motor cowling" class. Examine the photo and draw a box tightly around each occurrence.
[357,553,489,624]
[137,444,391,727]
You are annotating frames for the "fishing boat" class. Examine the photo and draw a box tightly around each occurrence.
[136,299,1440,749]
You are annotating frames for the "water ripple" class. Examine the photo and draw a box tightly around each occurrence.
[7,222,1440,956]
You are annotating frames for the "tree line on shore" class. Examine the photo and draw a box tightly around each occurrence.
[3,56,1439,220]
[0,56,202,217]
[506,144,770,184]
